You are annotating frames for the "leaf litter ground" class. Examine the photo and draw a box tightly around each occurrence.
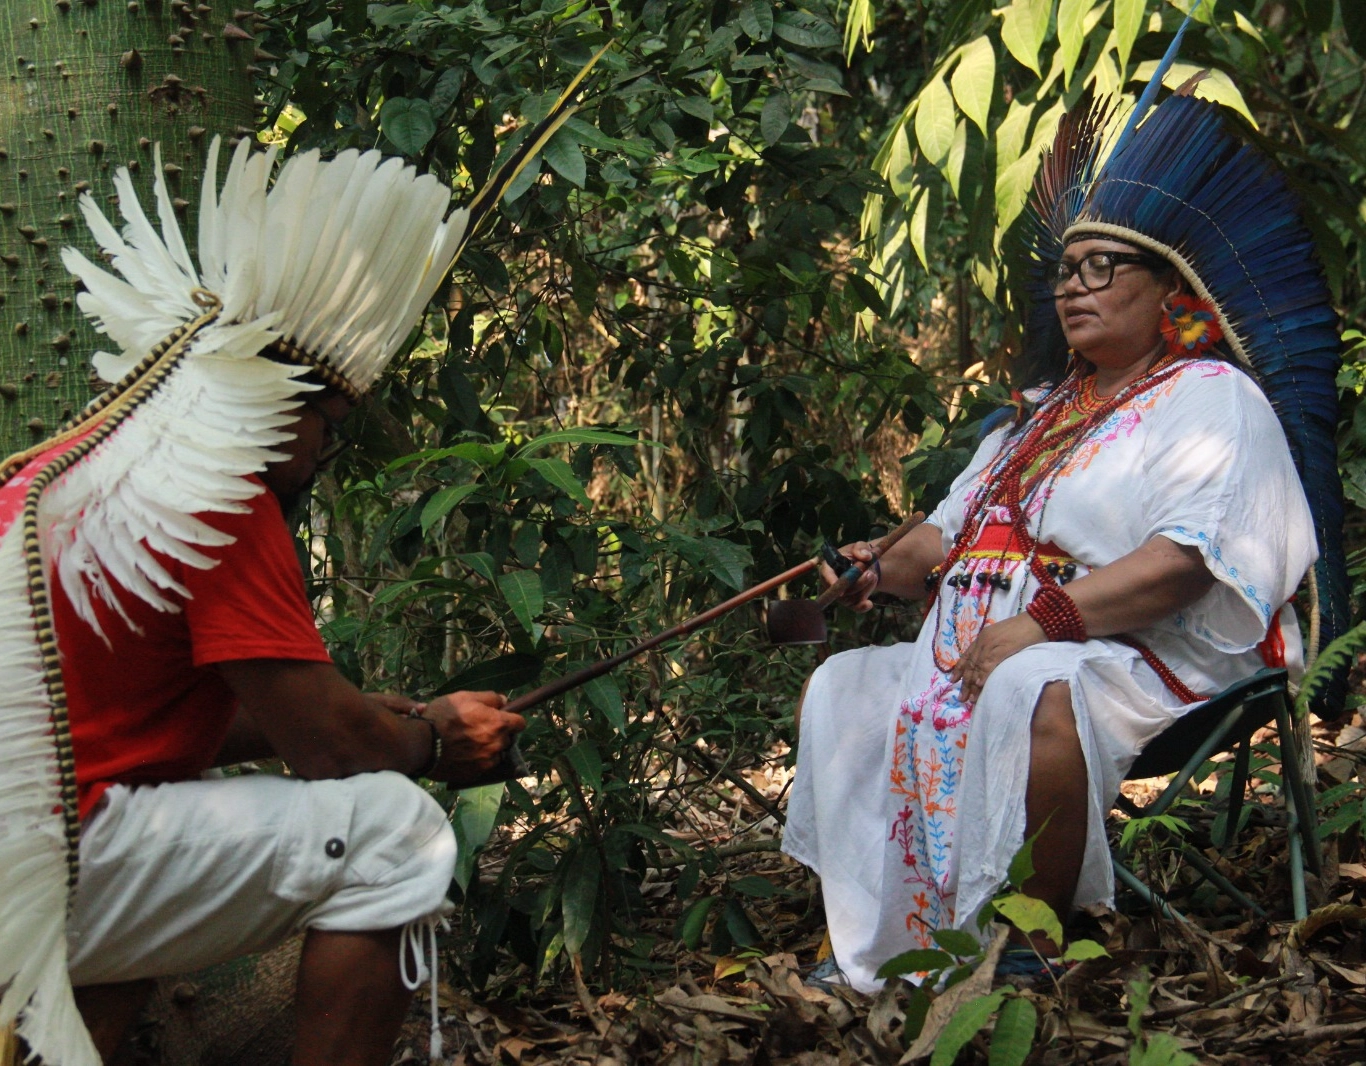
[387,712,1366,1066]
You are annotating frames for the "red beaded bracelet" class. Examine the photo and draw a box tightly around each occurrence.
[1026,585,1087,642]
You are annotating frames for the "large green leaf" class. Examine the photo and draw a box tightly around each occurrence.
[675,895,718,949]
[760,91,792,146]
[994,892,1064,947]
[452,783,505,892]
[914,75,957,165]
[772,9,840,48]
[1130,61,1258,128]
[434,652,544,697]
[950,36,996,135]
[1113,0,1146,77]
[875,948,956,979]
[929,989,1008,1066]
[739,0,774,41]
[999,0,1053,76]
[698,537,752,590]
[380,97,437,155]
[582,674,626,731]
[498,570,544,634]
[543,127,587,187]
[528,457,592,509]
[561,846,600,957]
[517,428,646,455]
[420,483,480,534]
[1056,0,1089,87]
[988,996,1037,1066]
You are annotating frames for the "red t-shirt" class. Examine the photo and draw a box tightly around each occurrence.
[54,478,332,819]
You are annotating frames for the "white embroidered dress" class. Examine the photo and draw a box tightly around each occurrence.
[782,357,1317,992]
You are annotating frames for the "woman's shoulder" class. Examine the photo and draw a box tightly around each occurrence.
[1149,357,1284,433]
[1154,357,1269,406]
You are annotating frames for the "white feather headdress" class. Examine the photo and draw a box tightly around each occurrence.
[1,45,603,1061]
[0,139,469,1066]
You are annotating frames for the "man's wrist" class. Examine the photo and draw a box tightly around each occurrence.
[403,714,442,779]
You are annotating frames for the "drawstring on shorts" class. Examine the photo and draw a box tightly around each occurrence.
[401,914,451,1064]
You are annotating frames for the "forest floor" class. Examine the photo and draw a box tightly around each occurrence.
[387,714,1366,1066]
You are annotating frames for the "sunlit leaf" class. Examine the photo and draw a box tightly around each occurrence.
[1130,60,1259,128]
[1113,0,1145,77]
[943,119,967,198]
[914,75,956,165]
[909,186,930,269]
[1056,0,1090,87]
[950,36,995,134]
[844,0,876,61]
[1061,938,1110,962]
[994,893,1064,947]
[999,0,1052,77]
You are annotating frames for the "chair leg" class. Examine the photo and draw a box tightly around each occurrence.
[1171,843,1268,917]
[1274,699,1322,878]
[1221,737,1251,850]
[1112,860,1186,923]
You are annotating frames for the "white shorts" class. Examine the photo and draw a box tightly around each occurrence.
[66,771,456,986]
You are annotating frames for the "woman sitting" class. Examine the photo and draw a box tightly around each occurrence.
[782,93,1342,991]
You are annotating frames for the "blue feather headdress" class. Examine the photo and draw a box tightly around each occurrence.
[1024,73,1347,718]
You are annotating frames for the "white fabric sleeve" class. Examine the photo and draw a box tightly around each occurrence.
[1138,367,1316,654]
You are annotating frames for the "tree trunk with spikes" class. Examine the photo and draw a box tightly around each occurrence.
[0,0,259,458]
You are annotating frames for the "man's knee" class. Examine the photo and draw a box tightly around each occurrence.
[304,772,456,931]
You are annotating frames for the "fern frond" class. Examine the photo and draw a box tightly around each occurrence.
[1296,619,1366,718]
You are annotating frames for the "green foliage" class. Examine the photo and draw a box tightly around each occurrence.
[1126,970,1200,1066]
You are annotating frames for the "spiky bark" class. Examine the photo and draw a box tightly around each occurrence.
[0,0,258,456]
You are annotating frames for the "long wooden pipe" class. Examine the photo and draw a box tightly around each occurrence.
[502,512,923,715]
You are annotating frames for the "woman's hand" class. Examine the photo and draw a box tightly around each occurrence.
[951,613,1047,704]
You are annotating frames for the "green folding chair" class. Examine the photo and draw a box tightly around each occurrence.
[1111,668,1321,922]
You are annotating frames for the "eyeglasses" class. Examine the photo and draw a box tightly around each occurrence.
[1045,252,1165,295]
[303,399,353,465]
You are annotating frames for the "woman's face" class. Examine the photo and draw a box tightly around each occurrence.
[1053,238,1177,369]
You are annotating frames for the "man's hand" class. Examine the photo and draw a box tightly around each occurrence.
[423,691,526,787]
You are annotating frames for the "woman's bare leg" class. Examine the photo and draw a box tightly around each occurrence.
[1018,680,1088,953]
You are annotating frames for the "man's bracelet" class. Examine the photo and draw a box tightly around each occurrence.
[409,714,442,779]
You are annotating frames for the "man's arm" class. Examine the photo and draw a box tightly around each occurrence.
[216,659,524,785]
